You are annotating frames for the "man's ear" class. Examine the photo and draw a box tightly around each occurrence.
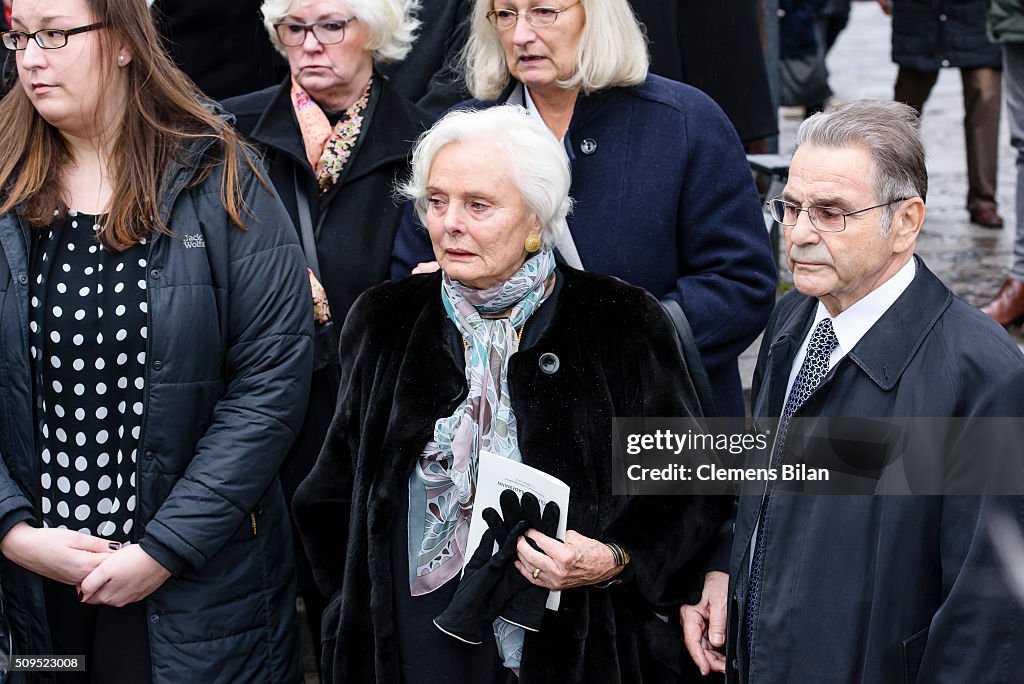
[891,197,925,253]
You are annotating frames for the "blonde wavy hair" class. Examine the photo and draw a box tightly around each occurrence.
[462,0,649,100]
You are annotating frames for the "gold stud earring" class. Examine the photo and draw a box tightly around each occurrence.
[524,234,541,253]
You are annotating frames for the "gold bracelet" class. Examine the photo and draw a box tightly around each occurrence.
[605,542,631,567]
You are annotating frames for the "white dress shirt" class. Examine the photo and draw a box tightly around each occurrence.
[784,257,917,402]
[521,86,585,270]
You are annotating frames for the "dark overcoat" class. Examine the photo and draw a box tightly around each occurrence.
[293,267,731,683]
[152,0,288,101]
[0,140,313,682]
[378,0,472,115]
[391,75,777,417]
[223,75,431,337]
[628,0,778,143]
[725,258,1024,683]
[222,75,432,510]
[892,0,1002,70]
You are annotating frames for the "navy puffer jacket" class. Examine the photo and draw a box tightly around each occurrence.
[0,136,313,682]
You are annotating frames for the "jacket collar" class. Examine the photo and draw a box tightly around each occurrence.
[769,256,952,392]
[248,73,420,188]
[156,101,231,227]
[497,78,620,128]
[844,256,951,389]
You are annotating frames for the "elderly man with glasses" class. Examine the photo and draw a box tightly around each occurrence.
[681,100,1024,683]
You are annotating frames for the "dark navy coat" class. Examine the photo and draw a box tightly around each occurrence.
[0,140,313,682]
[727,258,1024,683]
[392,75,777,417]
[892,0,1002,70]
[629,0,777,143]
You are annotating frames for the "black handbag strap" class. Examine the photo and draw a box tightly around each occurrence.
[662,298,719,418]
[293,170,322,280]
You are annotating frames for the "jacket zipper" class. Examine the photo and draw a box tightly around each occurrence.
[132,153,207,544]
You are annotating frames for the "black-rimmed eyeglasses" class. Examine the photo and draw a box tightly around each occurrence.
[767,196,911,233]
[1,22,106,51]
[274,17,357,47]
[486,1,582,30]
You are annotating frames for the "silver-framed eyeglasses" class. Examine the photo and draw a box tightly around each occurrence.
[274,17,357,47]
[486,1,582,30]
[767,196,911,233]
[1,22,106,50]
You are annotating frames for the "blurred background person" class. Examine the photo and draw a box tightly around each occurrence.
[0,0,12,96]
[880,0,1004,228]
[0,0,311,680]
[981,0,1024,325]
[151,0,288,101]
[813,0,852,57]
[629,0,777,147]
[295,105,727,683]
[220,0,432,668]
[392,0,777,418]
[778,0,833,116]
[379,0,472,115]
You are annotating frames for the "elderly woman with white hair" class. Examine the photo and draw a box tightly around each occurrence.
[294,106,728,682]
[220,0,432,664]
[393,0,778,419]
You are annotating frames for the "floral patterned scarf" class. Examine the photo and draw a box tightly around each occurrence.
[408,249,556,596]
[290,77,371,193]
[408,250,556,668]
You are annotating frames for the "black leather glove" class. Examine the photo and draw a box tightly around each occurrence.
[498,491,560,632]
[432,510,530,645]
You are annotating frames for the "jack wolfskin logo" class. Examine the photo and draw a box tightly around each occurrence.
[182,233,206,249]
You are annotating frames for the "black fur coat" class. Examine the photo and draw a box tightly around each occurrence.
[293,267,729,682]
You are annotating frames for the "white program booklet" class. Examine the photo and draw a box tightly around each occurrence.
[465,450,571,610]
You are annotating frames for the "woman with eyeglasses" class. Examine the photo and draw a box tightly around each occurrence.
[219,0,432,668]
[0,0,312,681]
[393,0,778,419]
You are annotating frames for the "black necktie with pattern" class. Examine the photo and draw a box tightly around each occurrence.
[744,318,839,658]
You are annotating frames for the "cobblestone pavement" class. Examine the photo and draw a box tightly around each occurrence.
[740,0,1024,393]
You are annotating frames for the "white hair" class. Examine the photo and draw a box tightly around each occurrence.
[261,0,421,63]
[398,106,573,248]
[462,0,649,100]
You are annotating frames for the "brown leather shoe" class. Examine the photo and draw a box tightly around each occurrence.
[981,278,1024,325]
[970,206,1005,228]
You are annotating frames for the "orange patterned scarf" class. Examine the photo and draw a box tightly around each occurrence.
[290,78,372,193]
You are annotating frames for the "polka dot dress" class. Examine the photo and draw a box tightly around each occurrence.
[29,211,148,541]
